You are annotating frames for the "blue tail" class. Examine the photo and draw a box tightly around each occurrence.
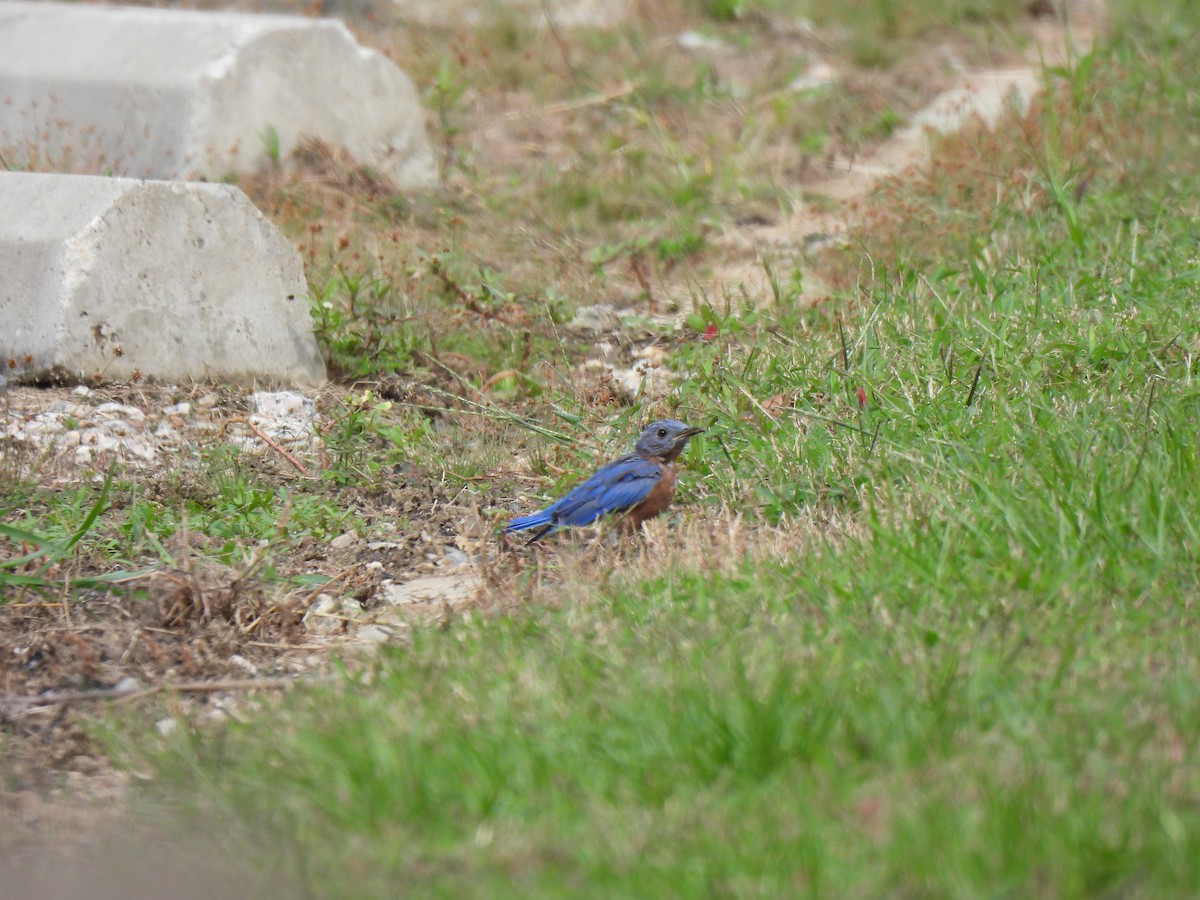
[506,509,556,541]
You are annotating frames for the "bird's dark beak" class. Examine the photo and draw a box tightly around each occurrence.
[677,426,704,440]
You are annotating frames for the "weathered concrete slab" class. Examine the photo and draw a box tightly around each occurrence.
[0,172,326,385]
[392,0,628,28]
[0,2,436,188]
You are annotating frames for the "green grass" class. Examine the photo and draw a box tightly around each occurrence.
[0,473,152,593]
[149,569,1200,896]
[111,4,1200,896]
[0,447,358,590]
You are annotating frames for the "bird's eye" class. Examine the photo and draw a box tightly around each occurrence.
[657,428,668,438]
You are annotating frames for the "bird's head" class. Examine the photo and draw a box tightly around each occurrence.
[635,419,704,462]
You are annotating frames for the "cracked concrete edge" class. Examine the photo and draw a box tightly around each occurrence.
[0,172,326,386]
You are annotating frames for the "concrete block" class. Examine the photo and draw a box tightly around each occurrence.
[392,0,628,28]
[0,171,326,386]
[0,2,436,189]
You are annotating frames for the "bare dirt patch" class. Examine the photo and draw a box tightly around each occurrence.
[1,382,497,859]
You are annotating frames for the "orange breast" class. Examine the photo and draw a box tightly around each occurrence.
[623,463,678,529]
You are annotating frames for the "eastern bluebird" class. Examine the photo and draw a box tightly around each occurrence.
[506,419,704,541]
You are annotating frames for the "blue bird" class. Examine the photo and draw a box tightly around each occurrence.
[506,419,704,541]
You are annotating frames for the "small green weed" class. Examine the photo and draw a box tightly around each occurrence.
[427,55,471,171]
[259,123,282,167]
[0,473,149,598]
[322,389,436,486]
[309,267,428,378]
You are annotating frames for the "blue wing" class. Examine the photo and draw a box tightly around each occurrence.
[507,454,663,537]
[548,456,663,526]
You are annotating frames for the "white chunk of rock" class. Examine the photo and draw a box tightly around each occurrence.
[0,172,326,385]
[381,574,481,610]
[0,1,436,188]
[907,69,1043,134]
